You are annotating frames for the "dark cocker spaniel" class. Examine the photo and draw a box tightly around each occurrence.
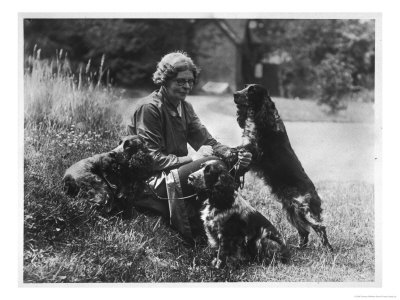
[188,159,289,268]
[62,135,153,218]
[233,84,333,251]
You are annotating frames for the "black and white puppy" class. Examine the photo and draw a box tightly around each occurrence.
[188,159,289,268]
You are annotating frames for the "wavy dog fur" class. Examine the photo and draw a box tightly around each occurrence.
[62,135,153,218]
[188,159,289,267]
[233,84,333,251]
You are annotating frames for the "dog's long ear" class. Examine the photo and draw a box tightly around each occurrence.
[210,172,236,209]
[248,84,269,105]
[128,149,154,179]
[256,94,286,133]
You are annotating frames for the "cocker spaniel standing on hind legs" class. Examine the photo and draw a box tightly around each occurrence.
[233,84,333,251]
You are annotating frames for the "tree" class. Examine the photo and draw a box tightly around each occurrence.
[316,53,354,112]
[24,19,194,87]
[249,19,375,109]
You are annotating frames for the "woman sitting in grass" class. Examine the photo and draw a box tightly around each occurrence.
[127,51,252,243]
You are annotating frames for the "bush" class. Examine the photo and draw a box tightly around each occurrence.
[316,54,355,113]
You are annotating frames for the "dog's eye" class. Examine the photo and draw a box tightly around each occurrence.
[247,85,255,94]
[118,140,123,145]
[132,139,141,147]
[122,140,132,150]
[204,165,211,173]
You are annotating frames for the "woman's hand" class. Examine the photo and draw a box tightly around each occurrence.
[238,150,252,169]
[191,145,213,161]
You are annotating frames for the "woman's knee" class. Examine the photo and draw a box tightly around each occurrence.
[177,156,220,179]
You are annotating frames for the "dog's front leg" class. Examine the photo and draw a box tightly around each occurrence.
[211,235,225,269]
[211,245,223,269]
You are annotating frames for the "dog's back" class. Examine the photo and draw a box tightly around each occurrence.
[62,153,108,197]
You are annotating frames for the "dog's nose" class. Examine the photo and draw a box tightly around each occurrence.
[233,93,239,103]
[188,174,195,184]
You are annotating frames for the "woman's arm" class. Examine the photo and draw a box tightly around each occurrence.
[185,101,232,158]
[184,102,252,172]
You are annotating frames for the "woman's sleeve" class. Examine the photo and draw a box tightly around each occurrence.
[130,104,192,171]
[185,102,233,158]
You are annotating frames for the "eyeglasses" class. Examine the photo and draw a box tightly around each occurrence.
[174,78,195,87]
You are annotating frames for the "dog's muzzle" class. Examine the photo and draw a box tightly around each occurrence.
[111,143,124,153]
[233,92,248,106]
[188,169,206,190]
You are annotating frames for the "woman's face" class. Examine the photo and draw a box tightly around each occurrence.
[165,70,194,104]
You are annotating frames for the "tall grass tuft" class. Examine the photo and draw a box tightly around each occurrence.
[23,48,131,282]
[24,47,122,135]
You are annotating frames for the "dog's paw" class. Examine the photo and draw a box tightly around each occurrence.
[295,243,308,250]
[296,234,309,250]
[211,257,223,269]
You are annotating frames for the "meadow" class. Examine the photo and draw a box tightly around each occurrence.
[23,53,375,283]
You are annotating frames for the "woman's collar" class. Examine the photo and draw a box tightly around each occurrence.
[159,86,182,108]
[158,86,183,117]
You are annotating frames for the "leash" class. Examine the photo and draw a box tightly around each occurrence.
[102,174,117,192]
[229,161,246,190]
[104,170,198,201]
[104,171,198,201]
[145,180,198,201]
[144,151,248,201]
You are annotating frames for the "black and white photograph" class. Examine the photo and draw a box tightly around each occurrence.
[21,14,378,284]
[4,1,398,297]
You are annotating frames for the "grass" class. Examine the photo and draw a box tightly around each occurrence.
[24,134,374,283]
[24,48,122,133]
[23,51,375,283]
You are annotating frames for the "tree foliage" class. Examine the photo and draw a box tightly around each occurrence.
[316,54,354,112]
[24,18,375,111]
[251,19,375,111]
[24,19,193,88]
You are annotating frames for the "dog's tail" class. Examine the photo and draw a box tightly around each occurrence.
[262,228,291,264]
[283,193,324,232]
[62,174,80,197]
[254,214,290,264]
[279,245,291,264]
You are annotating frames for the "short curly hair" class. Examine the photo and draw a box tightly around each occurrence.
[152,51,200,86]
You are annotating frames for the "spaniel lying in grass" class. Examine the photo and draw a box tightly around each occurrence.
[188,159,289,268]
[62,135,153,218]
[233,84,333,251]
